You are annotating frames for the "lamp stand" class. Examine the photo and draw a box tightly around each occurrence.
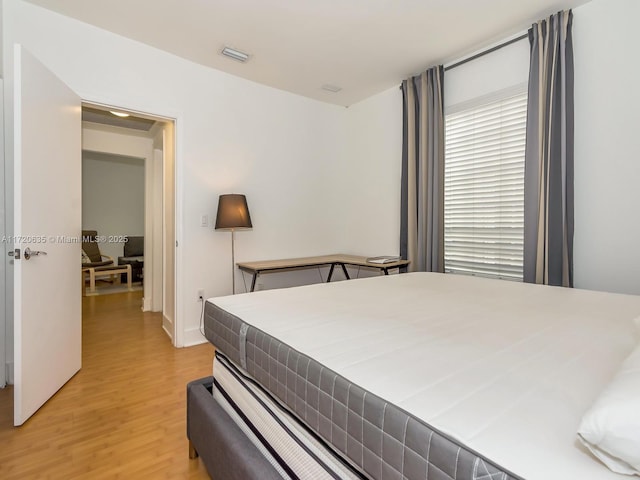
[231,228,236,294]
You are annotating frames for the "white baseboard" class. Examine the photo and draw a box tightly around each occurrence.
[183,326,207,347]
[162,314,173,342]
[142,296,152,312]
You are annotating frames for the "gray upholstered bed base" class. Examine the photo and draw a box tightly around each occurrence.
[186,377,283,480]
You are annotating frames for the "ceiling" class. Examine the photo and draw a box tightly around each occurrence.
[83,150,145,168]
[26,0,590,106]
[82,106,157,131]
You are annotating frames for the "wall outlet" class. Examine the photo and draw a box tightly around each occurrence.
[197,288,204,301]
[255,282,264,291]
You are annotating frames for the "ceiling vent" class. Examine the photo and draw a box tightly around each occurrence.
[220,46,250,63]
[321,84,342,93]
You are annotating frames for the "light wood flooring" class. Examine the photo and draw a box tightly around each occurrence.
[0,291,214,479]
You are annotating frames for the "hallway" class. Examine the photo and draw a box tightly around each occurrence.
[0,292,213,479]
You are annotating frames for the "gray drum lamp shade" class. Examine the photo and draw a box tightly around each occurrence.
[215,194,252,229]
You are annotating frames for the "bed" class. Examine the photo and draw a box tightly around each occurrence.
[188,272,640,479]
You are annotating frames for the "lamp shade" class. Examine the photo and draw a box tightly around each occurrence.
[215,194,252,229]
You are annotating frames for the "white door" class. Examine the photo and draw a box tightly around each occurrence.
[13,45,81,426]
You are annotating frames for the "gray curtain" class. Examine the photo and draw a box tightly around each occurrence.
[524,10,574,287]
[400,66,445,272]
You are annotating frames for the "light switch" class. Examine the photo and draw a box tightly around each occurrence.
[200,214,209,227]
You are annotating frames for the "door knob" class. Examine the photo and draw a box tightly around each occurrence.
[24,247,47,260]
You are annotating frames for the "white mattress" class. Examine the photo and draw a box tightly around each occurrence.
[210,272,640,480]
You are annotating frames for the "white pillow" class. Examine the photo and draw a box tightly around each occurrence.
[578,343,640,475]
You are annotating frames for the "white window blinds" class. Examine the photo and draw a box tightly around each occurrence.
[444,90,527,280]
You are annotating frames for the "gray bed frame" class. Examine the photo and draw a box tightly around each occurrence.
[186,376,283,480]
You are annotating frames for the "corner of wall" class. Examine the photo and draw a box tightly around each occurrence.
[182,326,207,348]
[162,314,174,342]
[142,296,152,312]
[5,361,13,385]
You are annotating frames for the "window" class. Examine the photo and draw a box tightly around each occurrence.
[444,89,527,280]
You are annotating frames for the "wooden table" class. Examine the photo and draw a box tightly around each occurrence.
[82,264,132,296]
[236,254,410,292]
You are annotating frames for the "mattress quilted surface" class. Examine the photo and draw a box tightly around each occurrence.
[209,273,640,479]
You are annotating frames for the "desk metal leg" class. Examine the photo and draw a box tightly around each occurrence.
[327,264,335,282]
[250,273,258,292]
[383,267,390,275]
[340,263,350,280]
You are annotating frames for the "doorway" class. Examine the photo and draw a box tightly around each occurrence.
[80,104,176,343]
[9,47,183,425]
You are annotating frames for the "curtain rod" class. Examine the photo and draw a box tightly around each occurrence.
[399,32,528,89]
[444,33,528,71]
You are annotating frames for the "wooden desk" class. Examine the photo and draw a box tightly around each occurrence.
[236,254,410,292]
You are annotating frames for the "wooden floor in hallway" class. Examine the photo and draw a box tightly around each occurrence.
[0,291,214,479]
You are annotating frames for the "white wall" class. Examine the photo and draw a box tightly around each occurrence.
[445,38,530,109]
[572,0,640,295]
[346,0,640,296]
[342,85,403,260]
[2,0,352,347]
[83,125,154,160]
[82,153,145,261]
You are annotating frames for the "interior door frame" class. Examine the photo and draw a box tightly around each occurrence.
[80,96,183,347]
[3,89,184,392]
[0,78,6,388]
